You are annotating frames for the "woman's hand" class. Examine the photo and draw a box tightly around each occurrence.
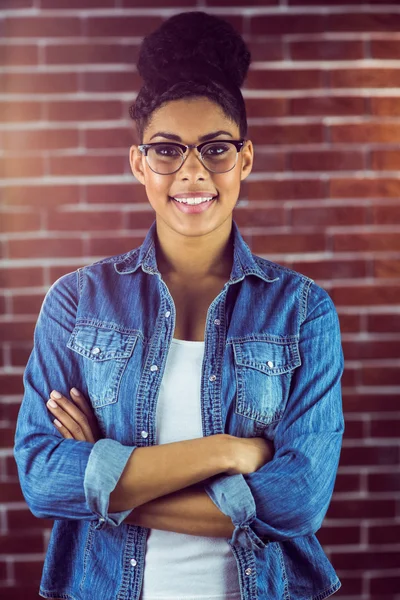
[224,434,274,476]
[46,388,102,443]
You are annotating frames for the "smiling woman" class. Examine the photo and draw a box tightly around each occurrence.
[14,10,344,600]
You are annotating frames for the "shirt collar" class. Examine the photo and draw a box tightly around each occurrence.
[114,220,279,284]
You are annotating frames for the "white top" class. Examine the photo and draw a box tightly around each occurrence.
[139,338,241,600]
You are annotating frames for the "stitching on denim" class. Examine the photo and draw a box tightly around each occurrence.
[79,521,96,592]
[310,579,341,600]
[274,542,291,600]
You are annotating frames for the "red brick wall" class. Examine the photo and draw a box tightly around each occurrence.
[1,1,400,599]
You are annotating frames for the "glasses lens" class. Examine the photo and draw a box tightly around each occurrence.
[147,144,183,174]
[201,142,237,173]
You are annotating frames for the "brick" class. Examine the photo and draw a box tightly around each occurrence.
[86,183,148,204]
[124,0,196,5]
[369,523,400,545]
[49,154,126,177]
[5,455,19,478]
[0,156,44,179]
[246,39,283,62]
[342,419,364,439]
[45,43,140,67]
[0,212,41,233]
[7,509,53,532]
[290,40,364,61]
[86,16,164,38]
[251,150,286,173]
[2,0,34,6]
[333,232,400,251]
[291,206,366,227]
[372,203,400,225]
[245,98,287,118]
[48,209,123,231]
[47,100,122,122]
[249,123,324,146]
[367,314,400,332]
[0,296,6,315]
[83,70,141,93]
[12,294,45,316]
[10,345,33,367]
[48,265,78,283]
[0,428,16,448]
[331,284,400,306]
[8,238,84,259]
[331,122,400,144]
[3,17,81,37]
[327,498,396,519]
[246,69,322,90]
[371,97,400,116]
[290,96,365,116]
[0,532,43,554]
[371,150,400,171]
[0,44,38,66]
[248,180,324,201]
[343,393,399,413]
[252,233,325,254]
[1,185,80,207]
[317,525,360,546]
[3,129,79,152]
[13,560,43,585]
[85,127,135,149]
[341,366,357,387]
[337,313,361,333]
[370,576,400,595]
[331,549,400,571]
[371,39,400,59]
[372,255,400,278]
[0,322,35,342]
[0,101,42,123]
[0,560,6,582]
[127,211,160,230]
[0,482,25,502]
[362,366,400,386]
[0,268,44,291]
[289,150,364,171]
[0,402,20,422]
[290,259,367,281]
[233,207,285,229]
[333,575,362,596]
[289,0,392,4]
[334,472,361,493]
[42,0,114,6]
[251,13,400,35]
[368,473,400,492]
[342,340,400,360]
[0,72,77,94]
[88,236,144,258]
[0,585,46,600]
[205,0,276,5]
[340,445,399,467]
[331,68,400,89]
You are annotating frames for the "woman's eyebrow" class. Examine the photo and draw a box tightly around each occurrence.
[149,130,233,142]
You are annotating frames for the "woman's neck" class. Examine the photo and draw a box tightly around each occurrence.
[155,218,233,281]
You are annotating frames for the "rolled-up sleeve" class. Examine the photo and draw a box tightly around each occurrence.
[13,271,137,529]
[204,283,344,550]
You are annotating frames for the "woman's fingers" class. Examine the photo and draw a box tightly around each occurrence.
[46,390,95,442]
[53,417,74,440]
[69,388,102,442]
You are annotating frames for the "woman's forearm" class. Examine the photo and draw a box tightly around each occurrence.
[109,434,233,512]
[125,483,235,538]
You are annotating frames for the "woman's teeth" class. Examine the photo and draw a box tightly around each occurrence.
[172,196,216,205]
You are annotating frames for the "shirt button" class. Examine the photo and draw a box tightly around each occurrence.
[267,361,274,368]
[245,568,252,575]
[150,364,158,372]
[130,558,137,567]
[214,318,220,326]
[98,517,105,523]
[141,430,149,438]
[209,374,217,382]
[165,311,171,318]
[92,347,101,355]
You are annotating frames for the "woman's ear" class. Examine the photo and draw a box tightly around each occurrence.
[240,139,253,182]
[129,145,146,185]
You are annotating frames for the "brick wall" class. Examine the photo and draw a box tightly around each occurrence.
[1,0,400,599]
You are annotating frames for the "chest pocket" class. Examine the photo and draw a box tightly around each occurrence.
[67,324,138,408]
[233,339,301,425]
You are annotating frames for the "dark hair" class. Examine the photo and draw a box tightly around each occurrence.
[129,11,251,143]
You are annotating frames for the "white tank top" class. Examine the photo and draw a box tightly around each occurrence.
[139,338,241,600]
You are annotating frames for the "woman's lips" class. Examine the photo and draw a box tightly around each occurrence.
[169,195,218,214]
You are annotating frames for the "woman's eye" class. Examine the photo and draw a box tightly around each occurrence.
[205,144,229,156]
[155,146,180,157]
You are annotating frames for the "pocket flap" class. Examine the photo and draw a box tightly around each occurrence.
[233,339,301,375]
[67,324,137,361]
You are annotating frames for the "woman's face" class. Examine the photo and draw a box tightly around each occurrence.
[129,96,253,239]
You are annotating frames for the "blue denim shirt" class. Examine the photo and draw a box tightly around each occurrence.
[14,220,344,600]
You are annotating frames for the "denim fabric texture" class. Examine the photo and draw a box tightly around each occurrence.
[14,220,344,600]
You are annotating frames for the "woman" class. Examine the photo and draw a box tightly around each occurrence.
[14,11,344,600]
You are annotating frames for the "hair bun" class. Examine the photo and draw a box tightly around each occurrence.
[137,11,251,92]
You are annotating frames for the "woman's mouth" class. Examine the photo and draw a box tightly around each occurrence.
[169,194,218,214]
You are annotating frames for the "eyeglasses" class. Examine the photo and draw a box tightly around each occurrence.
[138,139,246,175]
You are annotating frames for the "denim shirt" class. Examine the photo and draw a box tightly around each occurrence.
[14,220,344,600]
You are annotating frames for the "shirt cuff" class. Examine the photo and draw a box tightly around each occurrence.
[204,473,268,550]
[84,438,137,529]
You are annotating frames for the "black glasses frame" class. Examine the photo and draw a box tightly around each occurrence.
[138,139,247,175]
